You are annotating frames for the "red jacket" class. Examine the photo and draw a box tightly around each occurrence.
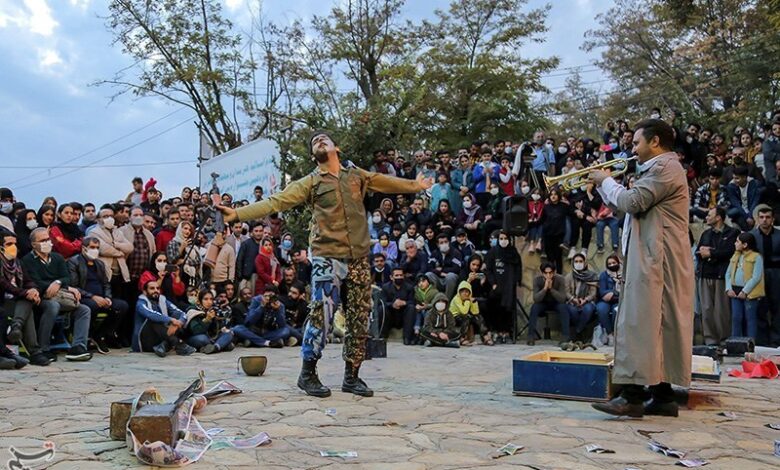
[499,167,516,197]
[254,251,281,294]
[138,270,185,298]
[50,225,83,259]
[155,226,176,252]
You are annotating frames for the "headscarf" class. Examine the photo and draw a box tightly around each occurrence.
[13,209,36,257]
[493,230,521,265]
[258,237,279,279]
[174,222,201,278]
[462,193,481,224]
[379,198,395,218]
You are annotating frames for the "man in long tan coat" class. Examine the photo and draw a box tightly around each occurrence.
[589,118,694,418]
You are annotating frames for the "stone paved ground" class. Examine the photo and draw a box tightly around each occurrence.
[1,342,779,470]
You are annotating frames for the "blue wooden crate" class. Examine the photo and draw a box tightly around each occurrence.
[513,351,615,402]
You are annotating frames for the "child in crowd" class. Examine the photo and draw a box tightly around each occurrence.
[421,292,460,347]
[526,187,544,253]
[726,232,764,339]
[449,281,491,346]
[414,273,440,343]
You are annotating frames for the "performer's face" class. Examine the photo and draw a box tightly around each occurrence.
[312,134,336,163]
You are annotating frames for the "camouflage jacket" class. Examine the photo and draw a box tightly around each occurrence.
[235,163,421,259]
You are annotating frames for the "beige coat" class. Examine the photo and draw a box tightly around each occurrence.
[210,242,236,283]
[599,152,694,387]
[90,225,134,282]
[118,225,155,258]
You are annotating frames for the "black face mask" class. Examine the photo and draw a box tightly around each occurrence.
[607,264,620,272]
[393,278,404,285]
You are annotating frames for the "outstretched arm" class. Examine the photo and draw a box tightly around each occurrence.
[363,169,432,194]
[222,177,312,223]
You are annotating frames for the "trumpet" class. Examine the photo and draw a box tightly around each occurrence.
[543,156,637,191]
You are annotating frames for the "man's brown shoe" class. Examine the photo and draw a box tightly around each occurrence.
[592,396,644,417]
[643,399,679,417]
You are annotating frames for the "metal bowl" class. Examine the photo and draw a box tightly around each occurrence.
[238,355,267,376]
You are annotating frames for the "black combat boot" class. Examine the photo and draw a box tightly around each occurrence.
[297,359,331,398]
[341,362,373,397]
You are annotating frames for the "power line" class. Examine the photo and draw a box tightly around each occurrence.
[13,116,196,190]
[3,160,194,169]
[2,106,188,186]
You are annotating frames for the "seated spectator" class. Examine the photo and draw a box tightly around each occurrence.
[453,228,475,261]
[14,209,38,258]
[527,261,570,346]
[431,199,457,234]
[0,228,53,366]
[390,224,403,244]
[380,267,417,345]
[691,167,728,221]
[595,255,622,346]
[369,210,391,245]
[726,232,764,340]
[414,272,440,342]
[371,253,391,286]
[138,251,187,304]
[0,188,14,233]
[726,165,763,230]
[184,289,235,354]
[231,287,254,326]
[51,203,83,259]
[428,233,462,299]
[378,197,398,227]
[422,225,437,257]
[399,240,429,283]
[232,286,291,348]
[455,193,484,245]
[564,253,598,341]
[449,280,491,346]
[281,280,308,330]
[68,237,129,352]
[21,228,92,362]
[372,232,399,268]
[406,198,432,231]
[132,280,194,356]
[420,292,460,348]
[255,237,281,294]
[398,222,425,251]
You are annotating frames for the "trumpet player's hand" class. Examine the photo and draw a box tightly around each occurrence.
[589,170,610,187]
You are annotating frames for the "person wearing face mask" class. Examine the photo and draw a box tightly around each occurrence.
[372,232,399,269]
[13,209,39,258]
[0,228,54,366]
[429,233,463,299]
[554,143,571,175]
[596,255,623,346]
[67,237,129,352]
[541,189,568,273]
[91,205,134,304]
[563,253,598,345]
[482,184,505,248]
[369,210,391,246]
[420,292,460,347]
[514,130,555,192]
[0,188,16,232]
[485,230,522,344]
[139,251,187,307]
[456,193,484,248]
[498,155,516,196]
[21,228,93,361]
[119,207,156,306]
[380,267,417,345]
[526,188,544,253]
[276,233,295,266]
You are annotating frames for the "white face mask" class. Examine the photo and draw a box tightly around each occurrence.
[131,215,144,227]
[499,239,509,248]
[490,187,499,196]
[651,113,661,120]
[463,200,472,209]
[26,220,38,230]
[558,146,567,154]
[435,302,447,311]
[38,240,53,254]
[156,262,167,272]
[0,202,11,214]
[521,185,530,195]
[372,215,381,224]
[102,217,115,229]
[438,243,449,253]
[531,194,541,201]
[573,262,585,271]
[85,248,100,260]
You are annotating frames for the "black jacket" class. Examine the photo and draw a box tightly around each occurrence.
[428,247,463,275]
[67,254,112,297]
[236,238,261,280]
[695,225,739,279]
[380,280,415,307]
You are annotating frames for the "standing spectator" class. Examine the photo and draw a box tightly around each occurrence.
[522,131,556,190]
[125,177,144,207]
[430,171,455,218]
[0,228,53,365]
[140,188,162,217]
[498,155,516,196]
[254,186,264,202]
[155,208,180,252]
[225,221,248,253]
[132,280,194,356]
[542,188,568,273]
[209,231,236,287]
[14,209,38,258]
[254,237,281,294]
[750,205,780,346]
[594,198,620,254]
[36,205,55,231]
[21,228,92,361]
[596,255,622,346]
[0,188,14,232]
[484,230,522,344]
[473,148,500,196]
[236,224,263,295]
[67,237,129,352]
[526,187,544,253]
[726,166,762,230]
[450,154,474,215]
[762,120,780,185]
[166,221,201,287]
[380,267,416,345]
[119,207,155,316]
[91,205,134,299]
[276,232,295,266]
[566,191,595,258]
[292,249,312,284]
[564,254,598,341]
[527,262,569,345]
[50,204,83,259]
[726,232,764,340]
[695,207,739,345]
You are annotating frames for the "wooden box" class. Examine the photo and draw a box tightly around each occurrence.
[512,351,615,402]
[109,398,134,441]
[127,403,180,446]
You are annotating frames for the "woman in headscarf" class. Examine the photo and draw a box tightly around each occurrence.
[563,252,598,344]
[455,193,484,247]
[255,237,282,294]
[369,210,391,246]
[36,205,55,231]
[13,209,38,258]
[166,221,201,287]
[50,203,83,258]
[379,197,397,227]
[596,254,622,346]
[485,229,522,343]
[430,199,456,235]
[275,232,295,266]
[184,289,235,354]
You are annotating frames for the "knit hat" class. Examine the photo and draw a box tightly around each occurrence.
[308,130,337,155]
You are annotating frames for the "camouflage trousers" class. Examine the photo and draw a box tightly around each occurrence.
[301,256,371,367]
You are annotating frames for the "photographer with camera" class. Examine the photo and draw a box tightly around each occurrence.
[183,289,235,354]
[232,285,296,348]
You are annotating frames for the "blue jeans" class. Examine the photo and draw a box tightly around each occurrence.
[595,301,618,334]
[527,224,543,242]
[528,300,570,341]
[233,324,293,346]
[731,297,759,339]
[37,300,90,350]
[596,217,619,248]
[187,331,234,350]
[566,302,595,335]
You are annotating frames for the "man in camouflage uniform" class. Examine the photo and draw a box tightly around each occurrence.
[219,131,432,397]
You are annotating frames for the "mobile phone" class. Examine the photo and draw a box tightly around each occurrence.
[476,273,485,279]
[165,263,177,272]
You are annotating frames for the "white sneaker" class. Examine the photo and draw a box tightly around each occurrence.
[567,247,577,259]
[581,248,588,257]
[607,334,614,346]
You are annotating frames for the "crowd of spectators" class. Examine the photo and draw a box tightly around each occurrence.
[1,107,779,369]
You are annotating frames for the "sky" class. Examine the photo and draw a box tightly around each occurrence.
[0,0,613,207]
